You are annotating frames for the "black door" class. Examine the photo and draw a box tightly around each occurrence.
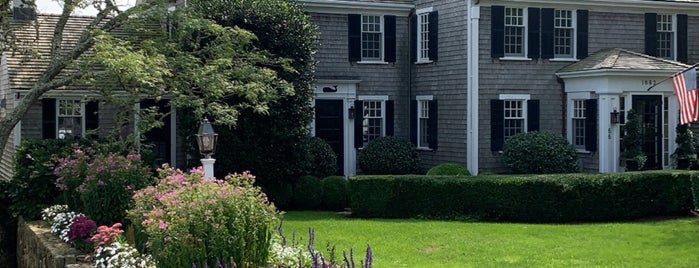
[315,100,343,175]
[141,99,172,167]
[632,95,663,170]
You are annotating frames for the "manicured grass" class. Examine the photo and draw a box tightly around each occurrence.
[281,211,699,268]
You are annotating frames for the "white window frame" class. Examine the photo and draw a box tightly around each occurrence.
[416,7,433,63]
[361,15,384,62]
[553,9,577,60]
[499,94,530,139]
[571,99,586,150]
[656,14,676,60]
[416,95,433,149]
[503,7,528,59]
[566,92,591,152]
[56,99,85,139]
[358,95,388,147]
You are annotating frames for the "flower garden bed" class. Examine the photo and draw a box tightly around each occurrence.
[16,217,90,268]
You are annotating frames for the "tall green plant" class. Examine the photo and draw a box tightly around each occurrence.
[621,109,646,170]
[672,123,696,169]
[129,167,278,267]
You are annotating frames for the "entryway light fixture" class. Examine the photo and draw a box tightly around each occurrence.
[196,117,218,178]
[348,105,355,120]
[610,109,620,124]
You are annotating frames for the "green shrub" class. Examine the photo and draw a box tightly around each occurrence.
[503,131,579,174]
[54,148,154,225]
[304,137,337,178]
[2,139,91,220]
[129,167,278,267]
[259,179,293,210]
[321,176,348,211]
[426,163,471,176]
[349,171,694,222]
[358,136,422,175]
[691,172,699,210]
[292,175,322,210]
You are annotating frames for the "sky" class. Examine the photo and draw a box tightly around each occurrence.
[34,0,137,16]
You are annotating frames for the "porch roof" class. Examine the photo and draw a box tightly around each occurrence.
[556,48,690,75]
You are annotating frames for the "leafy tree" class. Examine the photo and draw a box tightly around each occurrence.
[179,0,319,182]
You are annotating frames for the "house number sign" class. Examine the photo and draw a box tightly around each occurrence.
[641,79,657,86]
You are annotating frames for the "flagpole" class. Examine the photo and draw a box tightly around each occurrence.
[646,63,699,91]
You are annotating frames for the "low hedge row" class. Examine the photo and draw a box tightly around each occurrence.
[348,171,696,222]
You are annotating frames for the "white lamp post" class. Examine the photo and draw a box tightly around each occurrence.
[196,118,218,179]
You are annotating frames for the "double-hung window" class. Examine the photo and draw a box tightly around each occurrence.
[417,12,430,61]
[354,96,394,148]
[361,15,383,61]
[554,9,575,59]
[646,13,687,62]
[363,99,384,144]
[57,99,83,139]
[504,7,525,57]
[572,100,586,149]
[657,14,675,60]
[503,99,525,139]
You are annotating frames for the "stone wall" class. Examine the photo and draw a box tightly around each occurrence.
[16,217,91,268]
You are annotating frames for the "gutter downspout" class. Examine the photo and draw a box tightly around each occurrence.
[466,0,480,175]
[408,8,414,149]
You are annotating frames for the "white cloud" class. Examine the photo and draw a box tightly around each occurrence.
[33,0,136,16]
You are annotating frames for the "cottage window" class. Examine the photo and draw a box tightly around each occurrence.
[504,100,525,138]
[554,9,575,59]
[361,15,383,61]
[57,99,83,139]
[504,7,526,57]
[417,12,430,61]
[572,100,586,149]
[490,95,539,151]
[657,14,675,60]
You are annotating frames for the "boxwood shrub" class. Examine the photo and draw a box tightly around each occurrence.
[348,171,694,222]
[691,172,699,210]
[292,175,322,210]
[320,176,348,211]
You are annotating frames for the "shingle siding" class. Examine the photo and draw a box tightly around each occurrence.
[413,0,468,169]
[587,12,645,55]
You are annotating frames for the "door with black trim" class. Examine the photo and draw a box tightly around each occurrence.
[314,100,343,175]
[632,95,662,170]
[140,99,172,167]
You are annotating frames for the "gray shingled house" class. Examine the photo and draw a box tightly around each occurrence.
[301,0,699,175]
[0,10,177,181]
[3,0,699,179]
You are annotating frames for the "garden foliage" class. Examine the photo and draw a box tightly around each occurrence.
[128,166,278,267]
[358,136,422,175]
[426,163,471,176]
[691,172,699,210]
[349,171,694,222]
[503,131,579,174]
[303,137,338,178]
[293,175,323,210]
[54,147,154,225]
[321,176,349,211]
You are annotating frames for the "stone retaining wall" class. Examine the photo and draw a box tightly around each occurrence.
[16,217,91,268]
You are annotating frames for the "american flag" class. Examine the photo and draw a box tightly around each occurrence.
[673,66,698,125]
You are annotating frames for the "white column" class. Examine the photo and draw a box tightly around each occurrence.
[466,2,480,175]
[598,94,620,172]
[201,158,216,179]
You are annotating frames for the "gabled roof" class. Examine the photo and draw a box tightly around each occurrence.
[557,48,691,75]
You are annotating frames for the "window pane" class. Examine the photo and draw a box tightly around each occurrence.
[656,15,674,59]
[504,7,525,57]
[503,100,524,139]
[572,100,586,149]
[362,15,382,61]
[363,100,383,146]
[58,117,82,139]
[554,10,574,58]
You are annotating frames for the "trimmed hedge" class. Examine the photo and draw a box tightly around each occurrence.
[321,176,349,211]
[426,163,471,176]
[348,171,695,222]
[292,175,322,210]
[691,172,699,210]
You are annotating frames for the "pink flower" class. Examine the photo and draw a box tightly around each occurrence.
[158,220,169,230]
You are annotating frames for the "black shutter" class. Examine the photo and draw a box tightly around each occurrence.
[384,15,396,63]
[410,100,417,145]
[348,14,362,62]
[528,8,542,59]
[644,13,658,57]
[428,100,438,150]
[527,100,540,132]
[584,99,598,152]
[540,8,554,59]
[85,101,99,139]
[576,10,589,59]
[354,100,363,148]
[42,98,56,139]
[490,99,504,151]
[677,14,688,63]
[428,11,439,61]
[385,100,394,136]
[411,14,417,63]
[491,6,505,58]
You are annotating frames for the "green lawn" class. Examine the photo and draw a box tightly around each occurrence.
[281,211,699,268]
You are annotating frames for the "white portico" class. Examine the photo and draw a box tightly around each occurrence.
[557,48,691,172]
